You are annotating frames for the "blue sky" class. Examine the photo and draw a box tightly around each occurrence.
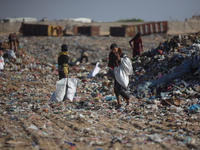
[0,0,200,22]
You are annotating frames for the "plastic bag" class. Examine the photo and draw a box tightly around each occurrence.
[87,62,101,78]
[188,104,200,112]
[8,50,16,59]
[120,56,133,75]
[0,56,4,70]
[114,65,129,88]
[65,78,77,102]
[50,92,56,101]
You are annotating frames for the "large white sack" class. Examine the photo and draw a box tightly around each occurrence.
[121,57,133,75]
[55,78,68,102]
[87,62,101,78]
[50,78,77,102]
[65,78,77,102]
[114,65,129,88]
[0,56,5,70]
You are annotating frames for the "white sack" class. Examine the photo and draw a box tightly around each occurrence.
[114,65,129,88]
[0,56,5,70]
[65,78,77,102]
[87,62,101,78]
[120,57,133,75]
[50,78,77,102]
[55,78,68,102]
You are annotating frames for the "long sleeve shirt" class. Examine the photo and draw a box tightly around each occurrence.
[58,51,69,76]
[108,52,125,69]
[129,37,143,51]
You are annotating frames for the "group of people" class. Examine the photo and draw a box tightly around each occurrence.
[58,32,143,109]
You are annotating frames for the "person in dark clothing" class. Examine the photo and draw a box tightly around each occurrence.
[58,44,69,80]
[80,49,89,63]
[8,33,19,52]
[108,43,131,109]
[129,32,143,58]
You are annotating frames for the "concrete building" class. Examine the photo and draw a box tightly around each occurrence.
[2,17,37,23]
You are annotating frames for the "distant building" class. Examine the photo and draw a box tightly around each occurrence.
[186,15,200,21]
[67,18,92,23]
[1,17,37,23]
[40,17,48,22]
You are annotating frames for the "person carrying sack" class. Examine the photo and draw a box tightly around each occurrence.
[108,43,131,109]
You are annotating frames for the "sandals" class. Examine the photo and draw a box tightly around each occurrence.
[115,97,132,109]
[115,104,121,110]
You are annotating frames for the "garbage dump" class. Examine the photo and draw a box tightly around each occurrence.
[0,33,200,150]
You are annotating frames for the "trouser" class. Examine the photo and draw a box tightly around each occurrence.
[114,79,130,100]
[59,71,65,80]
[10,40,18,52]
[80,56,88,63]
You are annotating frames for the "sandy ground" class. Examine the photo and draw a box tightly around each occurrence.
[0,34,200,150]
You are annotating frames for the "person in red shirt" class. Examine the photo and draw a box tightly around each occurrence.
[129,32,143,58]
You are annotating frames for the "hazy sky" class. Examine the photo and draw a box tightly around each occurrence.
[0,0,200,22]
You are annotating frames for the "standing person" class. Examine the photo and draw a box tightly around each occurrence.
[58,44,69,80]
[108,43,131,109]
[8,33,19,52]
[129,32,143,58]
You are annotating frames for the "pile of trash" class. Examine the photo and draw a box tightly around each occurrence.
[0,33,200,150]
